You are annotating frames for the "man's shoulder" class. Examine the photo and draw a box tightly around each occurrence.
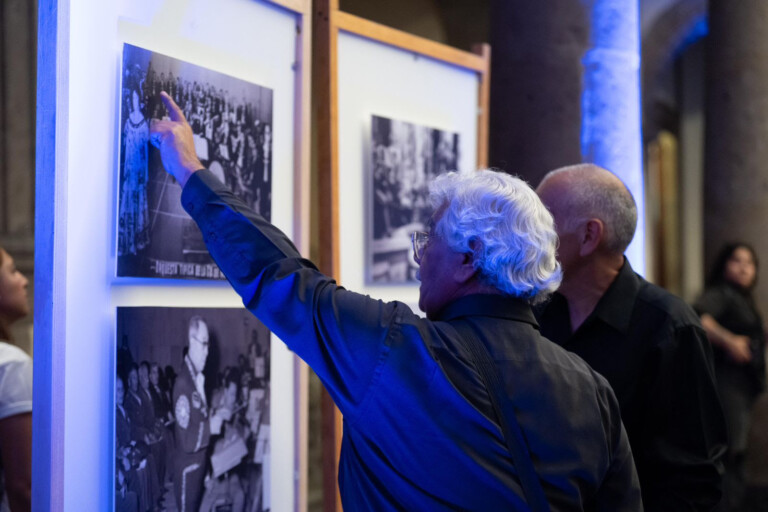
[516,325,615,391]
[634,276,702,330]
[544,334,610,378]
[529,333,624,434]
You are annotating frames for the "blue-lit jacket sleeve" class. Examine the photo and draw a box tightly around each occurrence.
[181,169,396,421]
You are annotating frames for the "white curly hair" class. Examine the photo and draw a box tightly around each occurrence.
[429,168,562,304]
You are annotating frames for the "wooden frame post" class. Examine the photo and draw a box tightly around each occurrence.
[313,1,344,511]
[285,3,313,509]
[314,4,491,512]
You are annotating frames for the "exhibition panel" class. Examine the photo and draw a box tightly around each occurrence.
[34,0,311,510]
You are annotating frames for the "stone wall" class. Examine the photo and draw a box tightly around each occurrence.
[705,0,768,314]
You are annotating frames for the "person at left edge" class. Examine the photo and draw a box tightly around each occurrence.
[0,247,32,512]
[150,92,642,510]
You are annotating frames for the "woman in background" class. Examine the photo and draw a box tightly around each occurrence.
[696,242,766,511]
[0,247,32,512]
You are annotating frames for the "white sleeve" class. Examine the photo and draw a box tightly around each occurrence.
[0,343,33,420]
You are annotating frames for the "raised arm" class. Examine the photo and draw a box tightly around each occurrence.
[150,93,401,419]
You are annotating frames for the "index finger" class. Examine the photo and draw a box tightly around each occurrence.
[160,91,187,123]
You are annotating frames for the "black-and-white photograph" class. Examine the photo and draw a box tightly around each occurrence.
[368,115,459,284]
[117,44,273,279]
[115,307,271,512]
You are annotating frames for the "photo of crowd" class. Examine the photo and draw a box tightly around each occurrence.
[368,115,459,284]
[115,307,271,512]
[117,44,273,279]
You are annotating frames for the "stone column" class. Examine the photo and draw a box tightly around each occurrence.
[488,0,587,185]
[704,0,768,310]
[581,0,644,271]
[489,0,645,271]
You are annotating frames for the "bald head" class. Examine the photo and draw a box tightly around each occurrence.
[537,164,637,255]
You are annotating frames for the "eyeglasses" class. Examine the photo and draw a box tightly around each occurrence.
[411,231,430,264]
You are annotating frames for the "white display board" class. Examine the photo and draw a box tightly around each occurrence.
[34,0,309,510]
[336,31,480,310]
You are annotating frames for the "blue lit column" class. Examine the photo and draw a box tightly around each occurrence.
[490,0,645,272]
[581,0,645,272]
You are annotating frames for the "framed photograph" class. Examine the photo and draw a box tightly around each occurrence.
[116,43,274,280]
[368,114,459,284]
[115,306,272,512]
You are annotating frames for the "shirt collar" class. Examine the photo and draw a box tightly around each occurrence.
[435,293,539,328]
[588,258,641,333]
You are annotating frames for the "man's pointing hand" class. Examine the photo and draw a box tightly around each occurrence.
[149,91,204,187]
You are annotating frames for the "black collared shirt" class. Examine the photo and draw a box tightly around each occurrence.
[182,169,643,511]
[536,260,727,511]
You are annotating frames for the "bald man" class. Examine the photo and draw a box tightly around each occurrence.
[536,164,727,511]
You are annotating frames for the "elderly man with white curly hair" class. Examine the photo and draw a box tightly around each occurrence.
[150,92,642,511]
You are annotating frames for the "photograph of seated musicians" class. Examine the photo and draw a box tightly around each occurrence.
[117,45,274,279]
[116,310,272,512]
[149,91,642,510]
[139,62,273,215]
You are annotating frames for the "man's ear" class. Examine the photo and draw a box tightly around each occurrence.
[456,238,482,283]
[579,219,604,256]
